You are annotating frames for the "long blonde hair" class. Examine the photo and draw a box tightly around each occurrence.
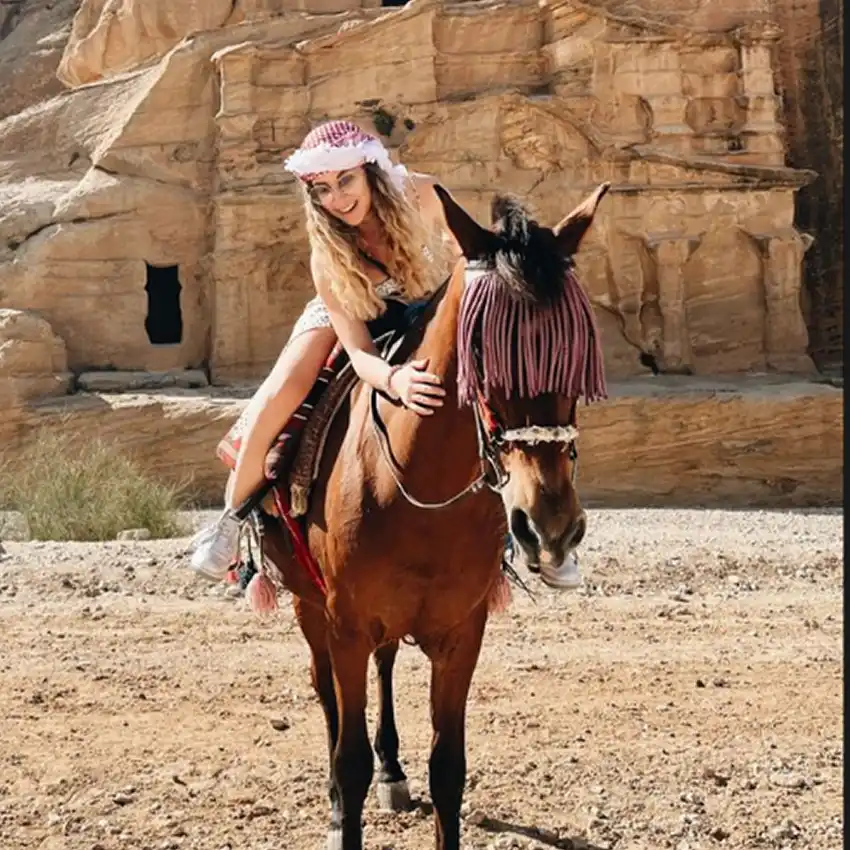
[303,163,444,321]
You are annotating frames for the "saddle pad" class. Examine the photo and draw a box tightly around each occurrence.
[286,330,407,517]
[262,342,350,485]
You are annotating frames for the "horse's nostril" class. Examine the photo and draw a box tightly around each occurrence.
[568,513,587,549]
[510,508,539,552]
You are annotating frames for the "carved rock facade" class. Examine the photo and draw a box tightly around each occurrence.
[0,0,819,391]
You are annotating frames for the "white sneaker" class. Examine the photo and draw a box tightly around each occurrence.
[188,510,242,582]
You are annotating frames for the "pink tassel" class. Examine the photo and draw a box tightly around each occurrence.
[246,573,279,615]
[487,573,513,615]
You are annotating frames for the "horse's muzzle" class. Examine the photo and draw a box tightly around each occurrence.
[510,508,586,570]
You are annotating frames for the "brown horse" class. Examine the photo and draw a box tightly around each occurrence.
[260,182,610,850]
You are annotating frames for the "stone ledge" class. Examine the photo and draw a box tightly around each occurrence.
[576,375,843,509]
[2,376,842,509]
[76,369,210,392]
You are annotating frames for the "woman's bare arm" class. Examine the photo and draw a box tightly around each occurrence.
[409,172,464,261]
[311,253,445,415]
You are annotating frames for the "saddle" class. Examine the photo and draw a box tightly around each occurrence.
[257,285,445,522]
[264,326,408,517]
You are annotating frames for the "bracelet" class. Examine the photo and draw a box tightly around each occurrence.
[384,364,403,401]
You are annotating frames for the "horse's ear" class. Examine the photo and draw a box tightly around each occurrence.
[432,183,499,260]
[553,182,611,257]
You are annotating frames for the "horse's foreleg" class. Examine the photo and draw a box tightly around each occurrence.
[372,640,411,811]
[425,605,488,850]
[327,630,373,850]
[292,600,340,817]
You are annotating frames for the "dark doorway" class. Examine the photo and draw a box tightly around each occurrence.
[381,0,408,6]
[144,263,183,345]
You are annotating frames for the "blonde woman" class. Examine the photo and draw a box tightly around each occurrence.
[189,120,460,579]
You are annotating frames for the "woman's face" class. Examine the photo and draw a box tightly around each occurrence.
[309,166,373,227]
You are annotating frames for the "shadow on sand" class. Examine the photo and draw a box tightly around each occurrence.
[413,799,608,850]
[472,814,609,850]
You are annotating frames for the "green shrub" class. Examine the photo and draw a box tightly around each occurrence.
[0,430,189,541]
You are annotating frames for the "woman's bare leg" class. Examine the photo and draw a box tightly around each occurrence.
[227,327,337,508]
[189,327,337,579]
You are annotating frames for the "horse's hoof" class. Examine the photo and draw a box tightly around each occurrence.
[376,779,412,812]
[326,827,343,850]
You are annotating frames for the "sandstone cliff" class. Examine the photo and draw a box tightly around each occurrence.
[770,0,843,372]
[0,0,841,510]
[0,0,79,120]
[0,376,840,509]
[0,0,820,392]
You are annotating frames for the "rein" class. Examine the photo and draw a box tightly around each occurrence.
[369,389,493,509]
[369,263,581,511]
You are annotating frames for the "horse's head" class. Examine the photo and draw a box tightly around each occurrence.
[434,182,610,586]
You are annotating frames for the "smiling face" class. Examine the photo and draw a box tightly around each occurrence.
[308,166,373,227]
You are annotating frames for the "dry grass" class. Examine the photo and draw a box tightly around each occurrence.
[0,430,189,541]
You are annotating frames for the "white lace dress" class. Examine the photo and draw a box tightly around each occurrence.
[287,278,403,341]
[216,278,406,470]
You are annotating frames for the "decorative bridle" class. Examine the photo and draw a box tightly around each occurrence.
[370,264,580,510]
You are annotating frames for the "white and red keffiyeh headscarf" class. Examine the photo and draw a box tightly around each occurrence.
[283,120,409,193]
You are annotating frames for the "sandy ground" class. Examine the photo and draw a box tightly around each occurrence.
[0,508,843,850]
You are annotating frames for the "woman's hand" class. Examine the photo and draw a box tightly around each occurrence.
[388,359,446,416]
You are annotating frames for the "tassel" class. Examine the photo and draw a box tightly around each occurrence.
[246,573,279,615]
[289,485,309,518]
[487,573,513,615]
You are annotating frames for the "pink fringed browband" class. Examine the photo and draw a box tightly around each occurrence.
[457,268,608,407]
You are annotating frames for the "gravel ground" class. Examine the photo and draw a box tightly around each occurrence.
[0,508,843,850]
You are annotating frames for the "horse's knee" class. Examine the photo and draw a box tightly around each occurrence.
[311,657,334,700]
[327,636,374,806]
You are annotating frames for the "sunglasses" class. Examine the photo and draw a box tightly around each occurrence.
[308,169,365,204]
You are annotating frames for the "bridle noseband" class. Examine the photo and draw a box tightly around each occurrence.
[472,392,580,493]
[370,263,580,511]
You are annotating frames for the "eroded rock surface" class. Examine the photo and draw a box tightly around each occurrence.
[0,0,819,387]
[0,0,839,508]
[0,308,71,406]
[0,0,79,121]
[56,0,241,87]
[0,378,840,508]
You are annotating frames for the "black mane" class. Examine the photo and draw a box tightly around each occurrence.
[487,194,569,303]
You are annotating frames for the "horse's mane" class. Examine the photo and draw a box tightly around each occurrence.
[486,195,569,304]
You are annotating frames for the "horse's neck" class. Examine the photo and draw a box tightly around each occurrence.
[417,267,464,380]
[390,266,480,474]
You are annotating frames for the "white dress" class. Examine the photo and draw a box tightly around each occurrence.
[287,278,404,343]
[216,277,407,471]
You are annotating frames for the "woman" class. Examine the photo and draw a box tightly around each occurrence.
[189,119,460,580]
